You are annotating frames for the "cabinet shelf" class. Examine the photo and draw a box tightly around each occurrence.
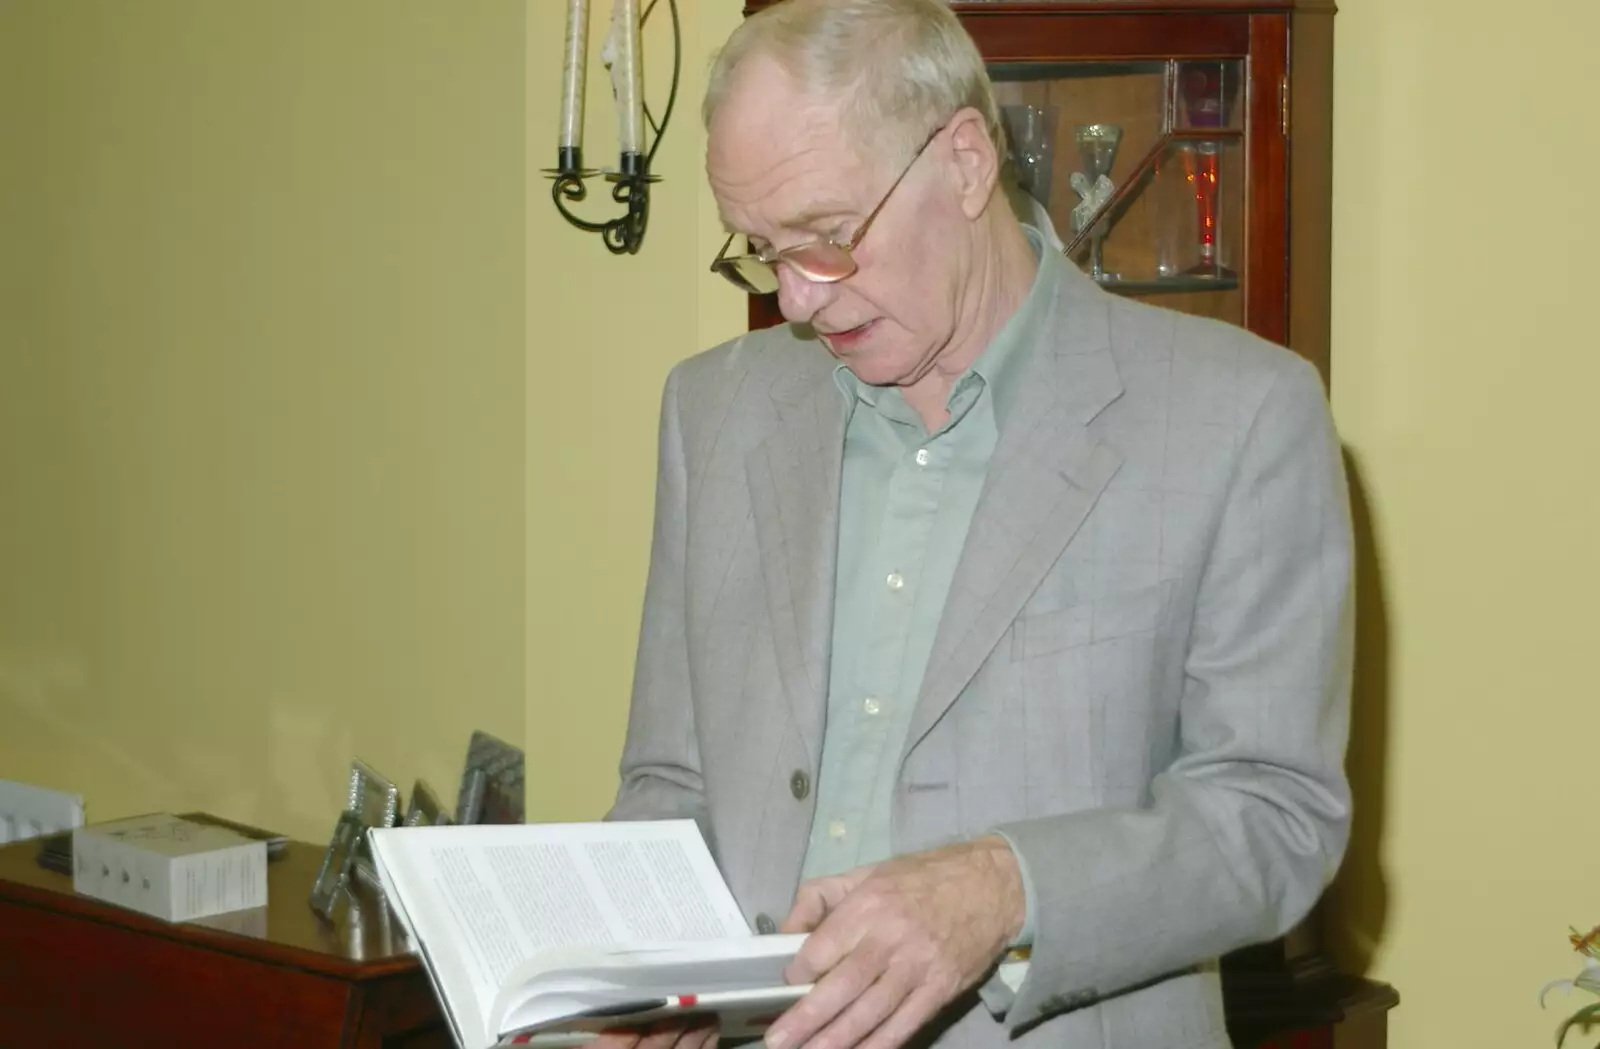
[1094,273,1239,294]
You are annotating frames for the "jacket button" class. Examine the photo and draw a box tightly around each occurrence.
[790,770,810,800]
[755,913,777,934]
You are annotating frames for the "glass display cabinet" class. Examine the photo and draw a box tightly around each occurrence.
[740,1,1394,1046]
[994,57,1248,310]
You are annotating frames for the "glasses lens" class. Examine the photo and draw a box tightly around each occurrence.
[785,242,857,283]
[716,257,780,295]
[713,243,857,293]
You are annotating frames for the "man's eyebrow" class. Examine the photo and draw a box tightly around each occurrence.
[784,204,855,229]
[719,204,857,238]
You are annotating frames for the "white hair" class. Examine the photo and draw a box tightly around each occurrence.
[702,0,1005,171]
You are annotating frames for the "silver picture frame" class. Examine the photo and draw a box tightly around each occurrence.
[347,759,401,830]
[455,730,524,825]
[403,779,451,827]
[311,759,405,922]
[308,809,364,921]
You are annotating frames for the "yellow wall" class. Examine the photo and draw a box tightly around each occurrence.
[1327,0,1600,1044]
[0,0,527,844]
[523,0,744,818]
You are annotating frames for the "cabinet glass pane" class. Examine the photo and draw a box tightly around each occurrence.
[1174,60,1245,134]
[991,59,1245,328]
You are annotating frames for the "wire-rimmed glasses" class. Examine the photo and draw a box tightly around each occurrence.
[709,123,945,295]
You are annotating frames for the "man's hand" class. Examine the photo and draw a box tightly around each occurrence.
[589,1019,718,1049]
[765,836,1025,1049]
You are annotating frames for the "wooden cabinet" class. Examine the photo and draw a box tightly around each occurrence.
[738,1,1395,1045]
[0,833,449,1049]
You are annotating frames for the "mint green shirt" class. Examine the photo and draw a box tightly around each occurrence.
[801,228,1058,937]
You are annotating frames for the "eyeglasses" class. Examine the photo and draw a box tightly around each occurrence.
[710,123,946,296]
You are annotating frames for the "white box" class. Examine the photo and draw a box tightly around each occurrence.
[72,813,268,923]
[0,779,84,843]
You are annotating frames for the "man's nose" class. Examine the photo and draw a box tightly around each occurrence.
[775,264,837,325]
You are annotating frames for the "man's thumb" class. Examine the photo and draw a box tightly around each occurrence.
[780,881,830,934]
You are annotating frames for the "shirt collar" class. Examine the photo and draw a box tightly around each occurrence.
[970,223,1055,426]
[831,223,1056,429]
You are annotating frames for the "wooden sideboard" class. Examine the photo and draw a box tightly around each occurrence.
[1224,939,1398,1048]
[0,830,450,1049]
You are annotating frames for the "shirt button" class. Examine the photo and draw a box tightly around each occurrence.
[863,697,881,715]
[789,770,810,800]
[828,820,847,840]
[915,448,930,466]
[755,913,777,934]
[886,572,904,591]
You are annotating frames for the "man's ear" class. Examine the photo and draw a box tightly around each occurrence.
[945,106,1001,221]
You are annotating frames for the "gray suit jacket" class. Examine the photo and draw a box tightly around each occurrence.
[608,260,1354,1049]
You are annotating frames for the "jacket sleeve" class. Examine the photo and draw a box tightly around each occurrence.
[604,365,709,841]
[994,354,1355,1028]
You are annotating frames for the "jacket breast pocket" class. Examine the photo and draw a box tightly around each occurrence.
[1010,580,1173,661]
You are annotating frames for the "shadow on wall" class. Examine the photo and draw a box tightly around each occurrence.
[1322,447,1391,976]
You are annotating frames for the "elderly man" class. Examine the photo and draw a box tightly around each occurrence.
[603,1,1354,1048]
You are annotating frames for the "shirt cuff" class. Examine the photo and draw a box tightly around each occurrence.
[976,829,1036,1019]
[992,828,1036,947]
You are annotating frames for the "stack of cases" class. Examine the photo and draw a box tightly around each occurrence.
[72,813,267,922]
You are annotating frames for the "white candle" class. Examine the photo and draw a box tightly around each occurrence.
[559,0,590,156]
[611,0,645,158]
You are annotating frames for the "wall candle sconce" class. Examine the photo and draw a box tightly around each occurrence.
[546,0,680,255]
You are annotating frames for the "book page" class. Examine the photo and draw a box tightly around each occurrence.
[369,820,752,1049]
[492,933,808,1036]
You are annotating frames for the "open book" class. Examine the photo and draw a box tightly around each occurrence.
[367,820,810,1049]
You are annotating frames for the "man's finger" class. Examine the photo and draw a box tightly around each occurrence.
[589,1033,643,1049]
[785,884,897,986]
[684,1022,720,1049]
[637,1019,699,1049]
[636,1029,680,1049]
[792,971,911,1049]
[781,880,830,935]
[780,921,857,991]
[781,871,859,934]
[856,984,949,1049]
[766,952,881,1049]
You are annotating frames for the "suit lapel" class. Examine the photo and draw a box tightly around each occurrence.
[746,364,845,766]
[904,273,1126,754]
